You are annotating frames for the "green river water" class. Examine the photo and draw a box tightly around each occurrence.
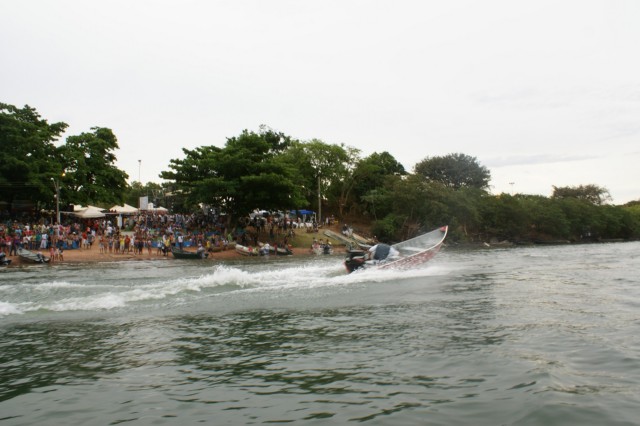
[1,242,639,425]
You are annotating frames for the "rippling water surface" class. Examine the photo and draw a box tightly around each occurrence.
[1,243,639,425]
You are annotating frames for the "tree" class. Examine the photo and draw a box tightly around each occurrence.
[446,187,483,238]
[57,127,129,206]
[0,102,68,210]
[161,145,223,211]
[351,151,406,218]
[524,196,571,239]
[283,139,355,219]
[551,184,612,205]
[555,197,599,240]
[124,181,165,209]
[367,174,450,242]
[478,194,531,241]
[352,152,405,196]
[414,153,490,190]
[161,128,306,221]
[325,145,362,217]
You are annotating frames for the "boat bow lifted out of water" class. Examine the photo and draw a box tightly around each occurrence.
[344,225,448,273]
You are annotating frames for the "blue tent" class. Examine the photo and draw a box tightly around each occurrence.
[291,209,315,215]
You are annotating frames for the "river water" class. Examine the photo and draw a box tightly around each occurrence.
[1,242,639,425]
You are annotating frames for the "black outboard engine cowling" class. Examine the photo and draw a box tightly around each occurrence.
[344,249,367,273]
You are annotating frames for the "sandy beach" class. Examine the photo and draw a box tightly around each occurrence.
[3,223,355,267]
[5,245,335,266]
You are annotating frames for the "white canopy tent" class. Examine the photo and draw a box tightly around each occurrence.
[72,205,106,219]
[109,204,138,214]
[146,203,168,213]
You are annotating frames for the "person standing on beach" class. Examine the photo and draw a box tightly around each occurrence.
[130,234,135,254]
[7,235,15,256]
[4,235,11,256]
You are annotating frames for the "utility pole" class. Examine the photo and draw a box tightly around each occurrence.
[51,172,65,229]
[51,177,64,236]
[317,175,322,226]
[51,178,61,225]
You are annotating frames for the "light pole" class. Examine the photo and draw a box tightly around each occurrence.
[317,175,322,227]
[51,172,65,226]
[51,178,61,224]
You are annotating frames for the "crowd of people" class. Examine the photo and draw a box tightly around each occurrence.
[0,209,333,260]
[0,210,231,259]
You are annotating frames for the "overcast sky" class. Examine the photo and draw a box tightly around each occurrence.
[2,1,639,204]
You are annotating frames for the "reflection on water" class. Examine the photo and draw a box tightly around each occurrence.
[0,321,122,402]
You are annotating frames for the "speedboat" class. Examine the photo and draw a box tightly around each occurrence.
[344,226,447,273]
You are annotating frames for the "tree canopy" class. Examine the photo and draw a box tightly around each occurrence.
[282,139,355,220]
[1,102,129,213]
[161,128,307,220]
[414,153,490,190]
[0,103,68,209]
[58,127,129,206]
[551,184,612,205]
[2,100,638,243]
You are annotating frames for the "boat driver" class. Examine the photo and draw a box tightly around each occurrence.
[367,243,399,263]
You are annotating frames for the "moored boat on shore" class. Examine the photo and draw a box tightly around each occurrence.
[0,252,11,266]
[235,244,259,256]
[17,248,50,264]
[171,246,208,259]
[258,242,293,256]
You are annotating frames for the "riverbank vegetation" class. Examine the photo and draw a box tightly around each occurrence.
[3,101,639,244]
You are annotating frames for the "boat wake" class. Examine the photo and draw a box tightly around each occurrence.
[0,261,449,318]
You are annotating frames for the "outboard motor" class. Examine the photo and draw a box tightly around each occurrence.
[344,249,367,273]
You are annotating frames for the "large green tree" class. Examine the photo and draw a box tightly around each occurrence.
[352,152,406,205]
[414,153,490,190]
[57,127,129,206]
[366,174,451,242]
[161,128,306,221]
[283,139,355,219]
[0,102,68,210]
[160,145,223,211]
